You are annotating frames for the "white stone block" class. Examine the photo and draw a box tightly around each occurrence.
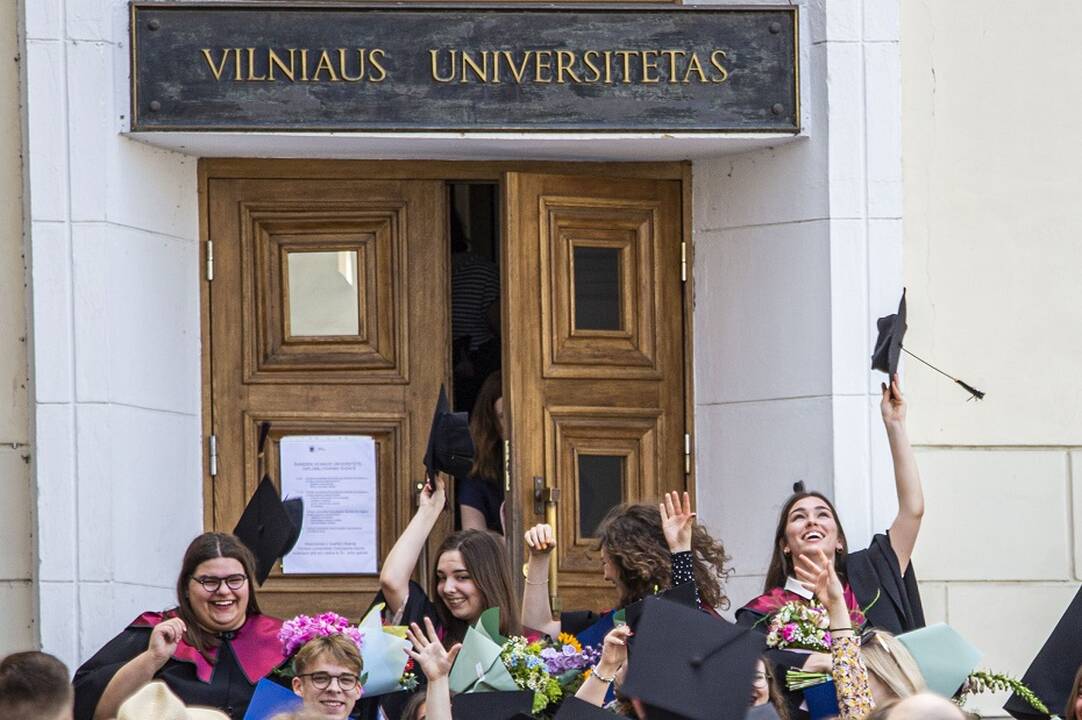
[691,140,828,233]
[864,43,902,219]
[867,395,898,534]
[911,449,1071,581]
[0,450,33,579]
[109,406,202,588]
[695,397,834,578]
[948,583,1080,718]
[105,224,200,414]
[825,42,865,219]
[36,404,77,583]
[24,0,63,40]
[0,581,35,651]
[863,0,900,42]
[67,0,114,41]
[107,139,199,242]
[809,0,861,43]
[693,222,832,404]
[72,223,110,401]
[26,40,69,222]
[76,404,113,582]
[39,581,78,671]
[916,581,947,625]
[67,42,112,222]
[828,218,868,396]
[30,221,74,403]
[79,581,175,663]
[1072,451,1082,581]
[830,395,872,551]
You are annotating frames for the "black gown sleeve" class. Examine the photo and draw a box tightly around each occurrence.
[73,626,151,720]
[846,531,925,634]
[670,550,701,608]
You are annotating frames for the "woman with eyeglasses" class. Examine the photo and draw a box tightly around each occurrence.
[73,532,287,720]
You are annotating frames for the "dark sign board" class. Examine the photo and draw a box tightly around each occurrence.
[130,3,799,133]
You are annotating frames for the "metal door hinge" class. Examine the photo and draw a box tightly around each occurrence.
[208,434,218,477]
[206,240,214,281]
[684,433,691,475]
[680,241,687,282]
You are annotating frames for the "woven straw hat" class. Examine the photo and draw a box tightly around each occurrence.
[117,681,229,720]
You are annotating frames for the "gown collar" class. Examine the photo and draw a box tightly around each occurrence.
[131,610,286,684]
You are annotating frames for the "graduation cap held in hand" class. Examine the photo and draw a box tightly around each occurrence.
[872,289,985,401]
[1003,585,1082,719]
[424,384,476,479]
[232,422,304,585]
[451,690,534,720]
[621,596,766,720]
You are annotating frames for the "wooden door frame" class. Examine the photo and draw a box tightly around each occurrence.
[197,158,697,559]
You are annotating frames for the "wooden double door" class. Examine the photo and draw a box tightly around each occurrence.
[202,161,690,619]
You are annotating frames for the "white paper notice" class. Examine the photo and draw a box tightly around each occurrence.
[280,435,378,574]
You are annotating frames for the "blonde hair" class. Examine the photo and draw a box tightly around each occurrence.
[292,634,363,676]
[862,630,926,699]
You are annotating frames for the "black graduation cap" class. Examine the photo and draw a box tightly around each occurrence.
[232,422,304,585]
[451,690,534,720]
[621,581,700,636]
[871,289,985,401]
[423,384,476,479]
[1003,585,1082,719]
[554,696,620,719]
[620,596,766,720]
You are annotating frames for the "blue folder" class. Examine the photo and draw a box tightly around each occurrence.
[243,678,303,720]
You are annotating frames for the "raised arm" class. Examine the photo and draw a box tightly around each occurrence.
[379,475,447,615]
[92,618,185,720]
[521,523,561,638]
[406,617,460,720]
[882,374,924,573]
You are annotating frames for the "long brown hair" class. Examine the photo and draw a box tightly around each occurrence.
[762,658,791,720]
[596,502,730,610]
[1066,664,1082,720]
[469,372,503,482]
[763,490,850,592]
[430,530,521,645]
[175,532,261,655]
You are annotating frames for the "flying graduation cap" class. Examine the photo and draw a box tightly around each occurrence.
[872,289,985,400]
[423,384,476,479]
[232,422,304,585]
[1003,585,1082,719]
[621,596,765,720]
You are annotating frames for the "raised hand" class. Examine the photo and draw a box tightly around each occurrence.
[880,373,907,426]
[406,617,462,682]
[598,624,632,677]
[418,473,447,513]
[660,491,695,553]
[147,617,186,667]
[794,550,846,618]
[524,523,556,556]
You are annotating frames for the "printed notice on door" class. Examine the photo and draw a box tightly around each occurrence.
[280,435,378,574]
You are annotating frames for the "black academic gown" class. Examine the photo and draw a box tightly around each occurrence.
[736,531,926,719]
[73,611,286,720]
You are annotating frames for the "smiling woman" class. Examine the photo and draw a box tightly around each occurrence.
[72,533,287,720]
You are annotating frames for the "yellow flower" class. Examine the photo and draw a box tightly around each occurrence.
[557,632,583,653]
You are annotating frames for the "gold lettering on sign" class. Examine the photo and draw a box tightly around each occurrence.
[339,48,365,82]
[312,50,339,81]
[662,50,684,83]
[582,50,602,83]
[369,50,387,82]
[615,50,634,84]
[640,50,659,84]
[461,50,489,83]
[534,50,553,83]
[430,49,456,83]
[267,49,296,81]
[200,49,230,80]
[556,50,581,84]
[503,50,531,83]
[682,52,707,83]
[710,50,730,83]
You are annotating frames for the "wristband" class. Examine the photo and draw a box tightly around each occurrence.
[591,666,618,684]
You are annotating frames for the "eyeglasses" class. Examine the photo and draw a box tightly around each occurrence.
[191,574,248,593]
[298,672,360,691]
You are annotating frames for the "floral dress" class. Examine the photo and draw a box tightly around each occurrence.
[830,634,873,720]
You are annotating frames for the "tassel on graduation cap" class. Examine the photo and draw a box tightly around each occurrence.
[871,289,986,401]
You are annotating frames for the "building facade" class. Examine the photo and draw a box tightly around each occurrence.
[2,1,1079,717]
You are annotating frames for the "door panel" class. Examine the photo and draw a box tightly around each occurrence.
[208,177,448,619]
[504,173,685,614]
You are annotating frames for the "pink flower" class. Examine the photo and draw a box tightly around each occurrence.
[781,623,797,642]
[279,611,363,657]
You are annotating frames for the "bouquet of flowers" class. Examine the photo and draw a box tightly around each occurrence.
[279,611,365,658]
[499,636,565,713]
[956,670,1048,715]
[765,600,832,653]
[539,633,601,695]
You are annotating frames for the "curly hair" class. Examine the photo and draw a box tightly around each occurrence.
[596,502,730,610]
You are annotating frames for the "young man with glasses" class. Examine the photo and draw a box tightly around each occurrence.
[290,634,364,720]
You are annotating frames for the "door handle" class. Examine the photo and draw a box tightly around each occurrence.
[533,476,561,613]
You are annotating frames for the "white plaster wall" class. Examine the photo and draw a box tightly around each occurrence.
[903,2,1082,716]
[0,0,34,654]
[692,0,904,613]
[22,0,202,669]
